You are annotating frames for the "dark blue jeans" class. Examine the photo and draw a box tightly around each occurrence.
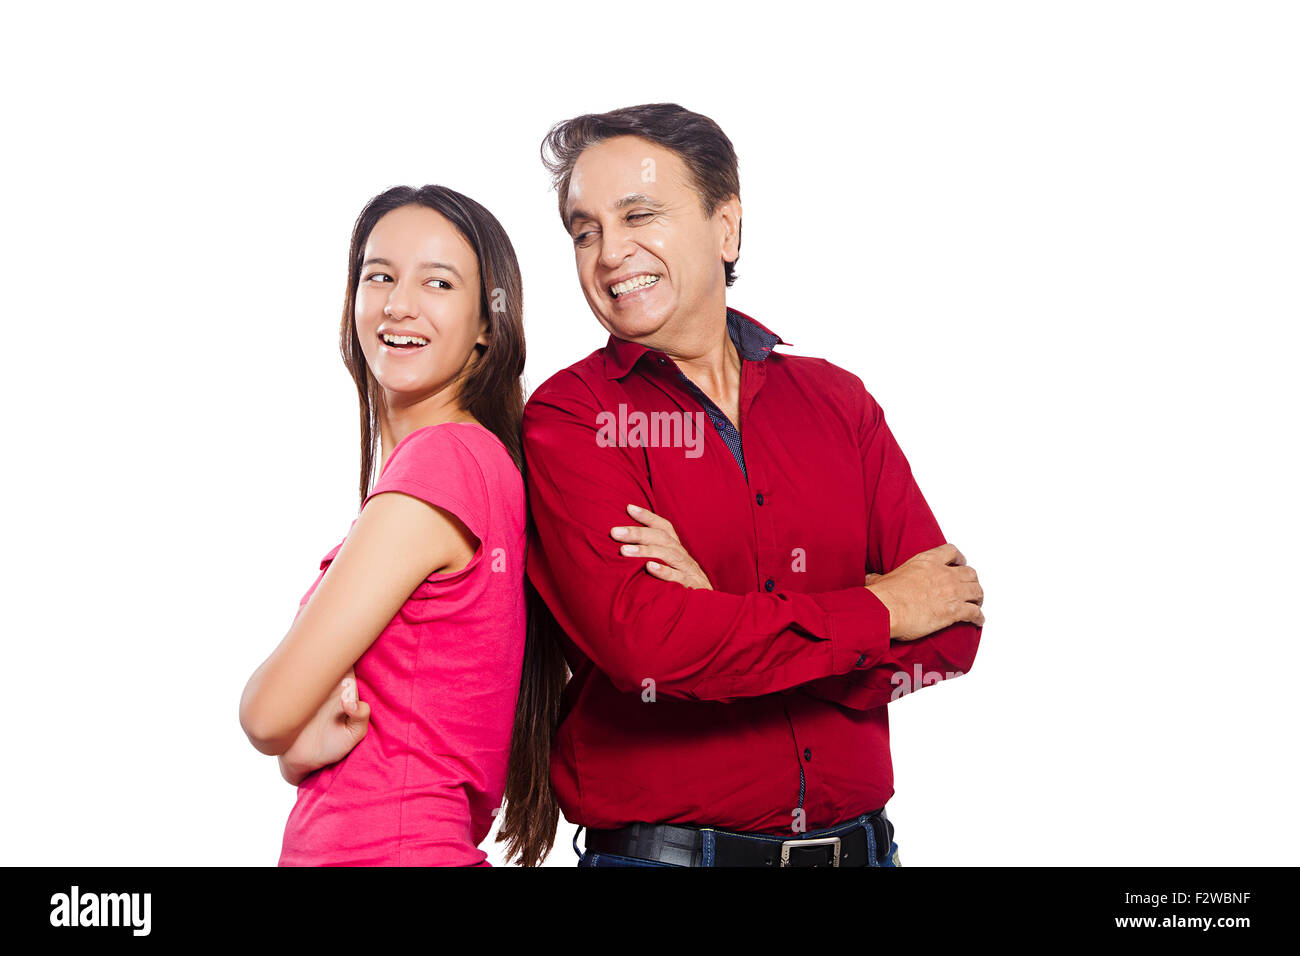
[575,812,902,867]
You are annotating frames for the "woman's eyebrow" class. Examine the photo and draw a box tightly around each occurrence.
[361,257,465,282]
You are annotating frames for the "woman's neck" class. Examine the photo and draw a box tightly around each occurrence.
[377,400,482,471]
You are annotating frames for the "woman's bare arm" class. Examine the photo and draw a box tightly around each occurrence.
[239,491,477,755]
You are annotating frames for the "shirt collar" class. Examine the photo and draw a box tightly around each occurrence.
[602,306,789,380]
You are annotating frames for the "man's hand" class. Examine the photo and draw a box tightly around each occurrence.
[612,503,714,590]
[277,669,371,786]
[866,543,984,641]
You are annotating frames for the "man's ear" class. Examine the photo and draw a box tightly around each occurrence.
[717,194,742,263]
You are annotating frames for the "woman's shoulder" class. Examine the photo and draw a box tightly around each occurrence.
[386,423,523,512]
[388,421,496,464]
[403,423,516,477]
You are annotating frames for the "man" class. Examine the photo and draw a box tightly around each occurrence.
[523,103,984,867]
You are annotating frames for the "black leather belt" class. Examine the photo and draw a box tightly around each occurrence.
[584,808,893,867]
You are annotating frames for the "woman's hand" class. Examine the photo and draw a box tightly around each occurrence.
[611,503,714,590]
[277,669,371,786]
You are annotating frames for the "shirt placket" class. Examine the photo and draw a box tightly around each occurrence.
[669,351,813,824]
[742,360,814,822]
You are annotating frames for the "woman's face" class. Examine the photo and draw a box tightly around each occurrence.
[354,204,487,408]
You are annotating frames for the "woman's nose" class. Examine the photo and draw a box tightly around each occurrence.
[384,283,417,319]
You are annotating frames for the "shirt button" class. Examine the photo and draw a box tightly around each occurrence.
[657,357,666,365]
[764,579,774,592]
[755,493,764,505]
[804,748,813,762]
[856,653,867,667]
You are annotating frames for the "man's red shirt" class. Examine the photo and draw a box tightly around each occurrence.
[522,307,981,834]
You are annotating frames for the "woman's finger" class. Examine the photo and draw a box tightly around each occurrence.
[347,701,371,742]
[340,673,361,716]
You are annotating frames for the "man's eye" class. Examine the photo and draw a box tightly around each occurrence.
[573,231,595,246]
[628,212,653,222]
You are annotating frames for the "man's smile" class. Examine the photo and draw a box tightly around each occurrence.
[607,272,661,299]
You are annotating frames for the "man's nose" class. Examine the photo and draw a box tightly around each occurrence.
[598,225,634,269]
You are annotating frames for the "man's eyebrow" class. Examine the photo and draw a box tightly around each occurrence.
[361,257,464,282]
[613,193,666,211]
[566,194,666,232]
[564,207,593,233]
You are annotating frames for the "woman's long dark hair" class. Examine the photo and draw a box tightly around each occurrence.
[338,185,568,866]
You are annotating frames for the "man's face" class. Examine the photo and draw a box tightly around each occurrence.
[564,135,740,344]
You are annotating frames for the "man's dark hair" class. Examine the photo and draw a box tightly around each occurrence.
[540,103,742,287]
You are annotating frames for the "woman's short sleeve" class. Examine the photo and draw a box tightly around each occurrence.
[360,426,488,543]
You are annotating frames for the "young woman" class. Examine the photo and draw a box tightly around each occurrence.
[239,185,567,866]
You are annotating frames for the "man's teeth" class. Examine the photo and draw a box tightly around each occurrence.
[610,275,660,297]
[381,334,429,347]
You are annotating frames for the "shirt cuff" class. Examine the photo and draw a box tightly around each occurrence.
[815,586,893,674]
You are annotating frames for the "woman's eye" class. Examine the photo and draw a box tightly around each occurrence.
[426,278,452,289]
[364,272,392,283]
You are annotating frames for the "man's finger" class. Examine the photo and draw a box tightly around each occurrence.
[928,543,962,566]
[645,560,679,581]
[612,525,677,548]
[627,503,677,540]
[620,543,671,565]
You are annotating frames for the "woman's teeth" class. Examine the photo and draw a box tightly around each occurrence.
[610,275,659,297]
[381,333,429,348]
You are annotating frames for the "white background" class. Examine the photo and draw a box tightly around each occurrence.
[2,1,1295,866]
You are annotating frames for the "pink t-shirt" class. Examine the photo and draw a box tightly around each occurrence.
[278,422,526,866]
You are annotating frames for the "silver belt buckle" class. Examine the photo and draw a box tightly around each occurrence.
[780,835,841,867]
